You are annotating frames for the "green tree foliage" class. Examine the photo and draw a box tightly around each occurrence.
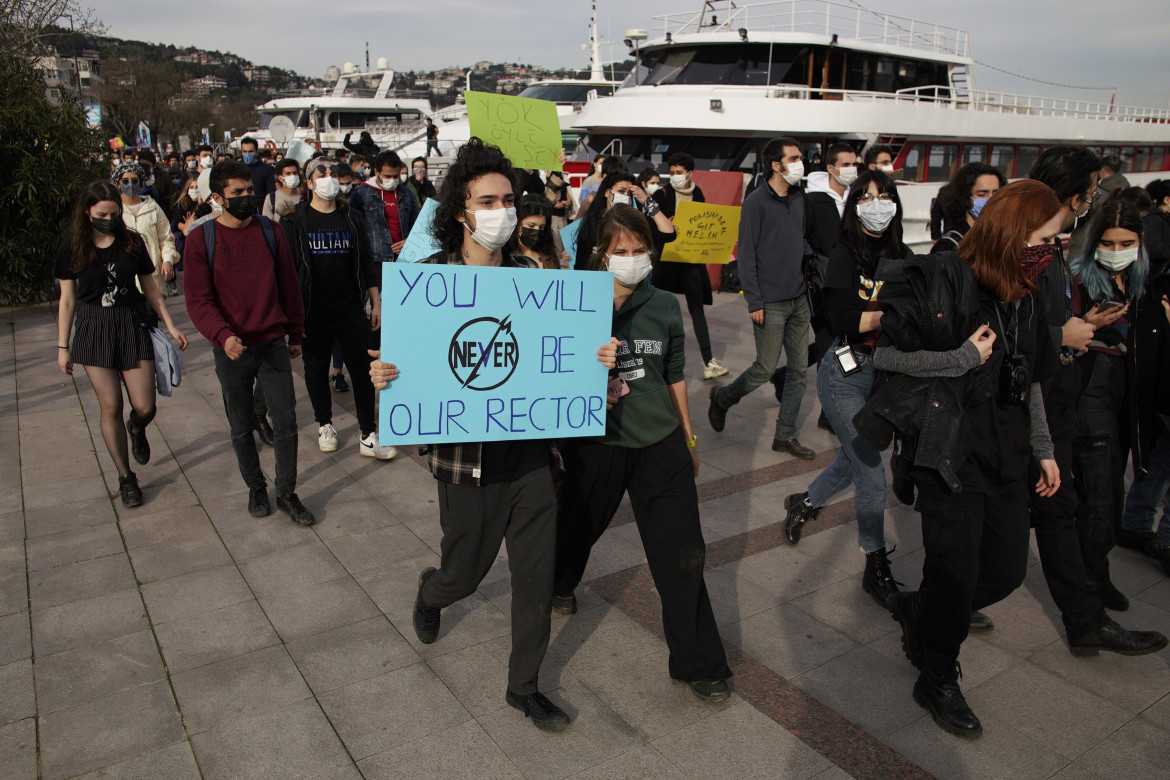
[0,55,104,304]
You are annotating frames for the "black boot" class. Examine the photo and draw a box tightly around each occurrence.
[782,492,819,545]
[1067,619,1168,657]
[913,650,982,737]
[887,591,923,669]
[862,547,901,608]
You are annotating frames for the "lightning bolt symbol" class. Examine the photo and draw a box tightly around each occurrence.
[462,316,512,389]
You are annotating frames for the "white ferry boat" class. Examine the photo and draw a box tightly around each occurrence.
[571,0,1170,245]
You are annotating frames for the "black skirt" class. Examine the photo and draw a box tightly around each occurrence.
[71,303,154,370]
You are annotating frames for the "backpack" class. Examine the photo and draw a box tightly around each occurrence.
[202,215,278,274]
[721,260,742,294]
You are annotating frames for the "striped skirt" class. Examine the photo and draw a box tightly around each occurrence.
[71,303,154,370]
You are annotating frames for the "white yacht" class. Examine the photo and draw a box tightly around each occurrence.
[571,0,1170,244]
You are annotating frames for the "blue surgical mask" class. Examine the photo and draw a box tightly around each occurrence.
[242,152,256,164]
[970,197,989,219]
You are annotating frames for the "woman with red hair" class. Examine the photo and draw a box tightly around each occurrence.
[863,180,1062,737]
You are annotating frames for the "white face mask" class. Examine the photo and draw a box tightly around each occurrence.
[832,165,858,187]
[857,199,897,233]
[607,253,653,288]
[187,188,200,201]
[669,173,689,190]
[379,176,399,191]
[339,183,353,195]
[1096,246,1139,272]
[282,174,300,189]
[610,191,632,207]
[464,207,517,251]
[186,160,198,170]
[199,156,213,169]
[646,183,661,195]
[209,198,224,216]
[878,163,894,174]
[781,160,804,186]
[313,176,340,201]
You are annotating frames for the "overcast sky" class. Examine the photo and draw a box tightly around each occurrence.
[92,0,1169,106]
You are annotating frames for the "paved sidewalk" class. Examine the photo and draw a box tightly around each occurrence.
[2,292,1168,780]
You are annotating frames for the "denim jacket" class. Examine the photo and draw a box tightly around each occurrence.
[347,181,419,263]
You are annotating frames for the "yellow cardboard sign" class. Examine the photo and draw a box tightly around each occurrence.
[465,91,563,171]
[660,201,741,264]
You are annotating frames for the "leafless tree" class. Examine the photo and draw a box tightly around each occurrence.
[0,0,103,59]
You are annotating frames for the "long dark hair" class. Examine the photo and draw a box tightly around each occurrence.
[1069,189,1149,302]
[509,194,557,260]
[836,169,903,277]
[935,162,1006,229]
[587,205,653,272]
[431,138,517,255]
[69,180,146,273]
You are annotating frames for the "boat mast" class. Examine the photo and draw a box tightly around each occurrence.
[700,0,737,29]
[589,2,604,82]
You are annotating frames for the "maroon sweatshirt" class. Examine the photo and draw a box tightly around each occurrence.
[183,218,305,348]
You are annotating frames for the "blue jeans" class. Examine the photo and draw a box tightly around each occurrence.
[1122,416,1170,543]
[807,345,888,553]
[716,296,810,440]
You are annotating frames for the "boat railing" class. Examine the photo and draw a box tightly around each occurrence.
[653,0,969,58]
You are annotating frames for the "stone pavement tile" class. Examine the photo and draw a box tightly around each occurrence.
[154,599,279,673]
[975,589,1066,658]
[24,497,117,539]
[237,540,347,597]
[791,645,922,740]
[722,603,858,679]
[0,540,24,572]
[0,567,28,617]
[0,611,31,665]
[317,661,471,760]
[118,505,214,549]
[566,742,688,780]
[651,700,832,779]
[34,630,164,715]
[31,589,147,657]
[358,718,523,780]
[353,554,443,618]
[210,512,316,560]
[311,496,401,540]
[126,525,232,584]
[17,406,84,430]
[807,766,857,780]
[402,513,444,555]
[965,662,1131,760]
[728,545,853,604]
[1135,577,1170,612]
[572,648,735,741]
[21,456,98,488]
[790,574,901,645]
[38,680,185,780]
[775,520,863,578]
[257,574,382,641]
[1075,717,1170,778]
[701,563,786,627]
[140,563,253,624]
[1110,547,1168,600]
[22,475,109,511]
[1114,597,1170,665]
[285,616,419,694]
[546,603,666,676]
[0,659,34,726]
[1047,764,1106,780]
[29,554,137,611]
[25,522,124,572]
[427,633,574,718]
[325,524,434,575]
[171,645,312,734]
[885,712,1068,779]
[0,718,36,780]
[191,698,360,780]
[73,741,201,780]
[478,680,643,778]
[1144,692,1170,730]
[1030,634,1170,713]
[0,511,24,543]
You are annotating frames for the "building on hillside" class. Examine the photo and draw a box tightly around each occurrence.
[35,50,101,106]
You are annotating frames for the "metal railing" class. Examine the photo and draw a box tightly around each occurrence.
[653,0,969,58]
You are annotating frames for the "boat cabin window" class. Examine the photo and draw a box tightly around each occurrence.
[518,84,615,102]
[989,145,1015,177]
[1016,146,1041,180]
[260,111,308,130]
[900,142,925,181]
[628,44,810,88]
[1135,147,1151,172]
[1121,147,1138,172]
[927,143,958,182]
[325,111,421,130]
[960,144,988,165]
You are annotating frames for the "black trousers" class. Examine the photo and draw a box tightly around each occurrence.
[213,337,298,495]
[680,276,714,365]
[1029,408,1108,631]
[915,478,1031,658]
[1073,351,1127,580]
[422,467,556,695]
[554,429,731,682]
[303,310,376,436]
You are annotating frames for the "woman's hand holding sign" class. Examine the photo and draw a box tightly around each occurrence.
[367,350,399,390]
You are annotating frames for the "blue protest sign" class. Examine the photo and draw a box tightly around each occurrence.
[560,220,582,268]
[378,263,614,445]
[396,199,441,263]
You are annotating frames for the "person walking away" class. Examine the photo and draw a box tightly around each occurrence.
[343,130,380,161]
[707,137,815,459]
[113,162,180,298]
[56,180,188,507]
[1142,180,1170,274]
[183,161,314,526]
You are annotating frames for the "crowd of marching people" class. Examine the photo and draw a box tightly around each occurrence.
[56,131,1170,736]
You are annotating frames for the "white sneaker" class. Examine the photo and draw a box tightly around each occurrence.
[360,432,398,461]
[318,423,338,452]
[703,358,730,380]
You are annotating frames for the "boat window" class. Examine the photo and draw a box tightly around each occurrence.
[961,144,988,165]
[901,142,926,182]
[1135,147,1152,173]
[927,143,958,182]
[874,59,895,92]
[1121,147,1137,172]
[1016,146,1041,180]
[1101,146,1119,159]
[518,84,614,102]
[989,145,1015,177]
[635,44,810,88]
[259,111,306,130]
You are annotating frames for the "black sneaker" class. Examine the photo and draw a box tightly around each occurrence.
[165,279,180,297]
[1068,619,1168,657]
[707,386,727,433]
[276,493,315,526]
[256,415,275,447]
[862,547,901,608]
[552,593,577,615]
[782,492,819,545]
[119,472,143,507]
[968,611,995,632]
[248,487,270,517]
[332,372,350,392]
[772,437,815,459]
[506,689,570,732]
[413,567,441,644]
[126,419,150,465]
[687,679,731,703]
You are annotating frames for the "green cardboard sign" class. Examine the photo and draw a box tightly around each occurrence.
[465,91,563,171]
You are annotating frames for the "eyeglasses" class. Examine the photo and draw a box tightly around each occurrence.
[856,193,894,203]
[119,178,140,185]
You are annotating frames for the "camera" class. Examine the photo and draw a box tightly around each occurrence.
[998,353,1028,406]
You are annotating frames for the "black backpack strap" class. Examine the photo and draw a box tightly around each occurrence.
[203,221,216,273]
[255,215,278,262]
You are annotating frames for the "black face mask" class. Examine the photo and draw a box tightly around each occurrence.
[91,217,116,235]
[519,226,543,248]
[223,194,256,220]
